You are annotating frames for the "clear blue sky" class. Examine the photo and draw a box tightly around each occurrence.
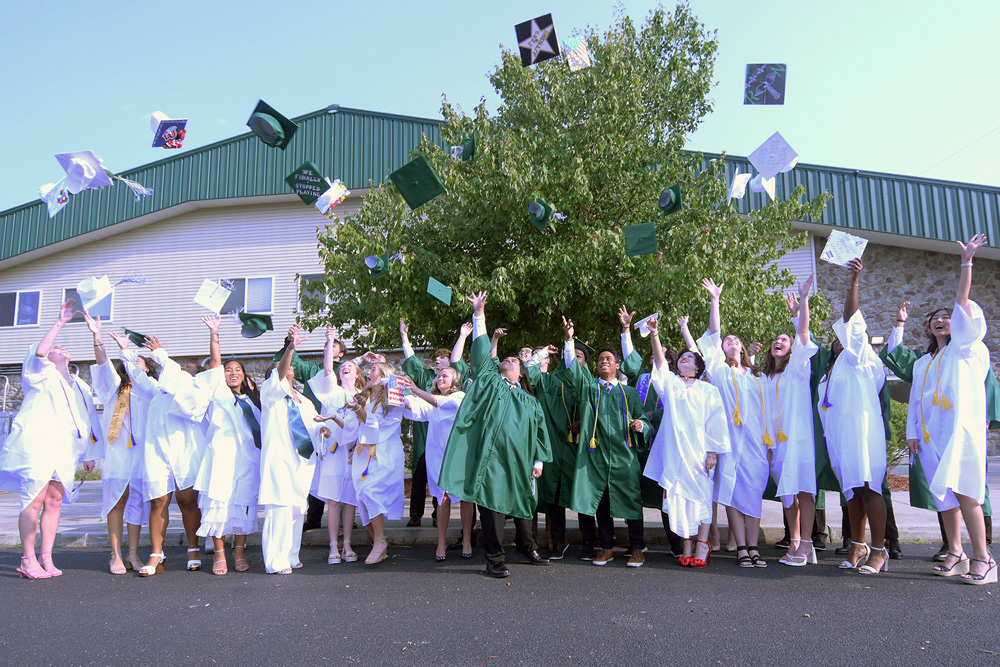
[3,0,998,212]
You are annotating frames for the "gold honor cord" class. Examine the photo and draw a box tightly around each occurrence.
[561,385,577,443]
[773,374,788,443]
[729,367,742,425]
[588,383,634,451]
[919,348,952,445]
[752,375,774,447]
[589,386,602,450]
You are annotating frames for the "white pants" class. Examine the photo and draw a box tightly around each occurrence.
[262,505,304,573]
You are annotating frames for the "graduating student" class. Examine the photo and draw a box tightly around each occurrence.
[905,235,995,584]
[761,276,820,567]
[194,316,262,575]
[85,314,155,575]
[259,324,329,574]
[553,315,651,568]
[694,280,771,568]
[0,300,101,579]
[438,292,552,578]
[817,260,889,574]
[643,316,730,568]
[310,328,364,565]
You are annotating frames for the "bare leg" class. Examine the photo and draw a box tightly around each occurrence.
[936,506,965,572]
[37,481,65,572]
[212,536,228,575]
[957,493,991,578]
[860,485,887,571]
[147,492,171,568]
[436,496,452,559]
[107,488,129,573]
[843,493,869,566]
[694,523,712,564]
[795,493,816,559]
[174,486,202,553]
[708,502,721,550]
[366,514,388,564]
[782,498,801,561]
[342,505,356,556]
[18,487,46,569]
[233,534,249,572]
[327,501,341,560]
[726,506,747,547]
[460,501,474,554]
[125,522,142,570]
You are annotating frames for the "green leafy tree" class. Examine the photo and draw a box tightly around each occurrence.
[301,3,829,357]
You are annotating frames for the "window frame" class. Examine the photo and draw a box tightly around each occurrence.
[220,276,274,315]
[0,289,42,328]
[63,287,114,324]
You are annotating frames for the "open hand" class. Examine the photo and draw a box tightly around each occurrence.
[701,278,723,300]
[202,314,221,333]
[109,330,129,350]
[618,305,635,331]
[144,335,164,352]
[467,291,487,316]
[460,322,473,337]
[82,312,102,336]
[58,299,78,325]
[561,315,574,341]
[896,301,910,323]
[957,233,987,263]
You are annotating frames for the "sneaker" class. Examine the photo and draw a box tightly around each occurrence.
[549,541,569,561]
[627,550,645,568]
[593,549,614,566]
[580,545,598,561]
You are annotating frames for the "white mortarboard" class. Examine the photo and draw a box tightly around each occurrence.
[315,179,350,218]
[39,178,70,217]
[150,111,188,149]
[633,312,659,338]
[820,229,869,267]
[747,132,798,181]
[562,35,592,72]
[76,275,113,313]
[780,156,798,173]
[193,279,233,314]
[55,151,113,194]
[749,174,776,201]
[727,172,752,202]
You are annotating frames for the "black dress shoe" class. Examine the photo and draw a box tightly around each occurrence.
[517,549,549,565]
[406,517,421,527]
[834,540,851,555]
[887,540,903,560]
[580,545,597,561]
[486,561,510,578]
[549,541,569,561]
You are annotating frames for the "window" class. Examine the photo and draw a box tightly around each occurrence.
[298,273,331,311]
[0,290,41,327]
[64,288,112,323]
[220,277,273,315]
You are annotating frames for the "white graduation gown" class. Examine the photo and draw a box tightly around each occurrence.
[697,331,768,518]
[404,392,466,504]
[0,344,105,510]
[90,351,154,524]
[352,399,405,526]
[195,369,261,538]
[259,371,321,510]
[307,374,359,506]
[643,362,730,537]
[817,312,887,501]
[762,336,819,507]
[906,301,990,507]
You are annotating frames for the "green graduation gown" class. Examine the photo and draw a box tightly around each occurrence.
[554,357,651,520]
[438,335,552,519]
[526,364,578,509]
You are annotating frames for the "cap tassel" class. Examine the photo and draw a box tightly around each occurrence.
[776,429,788,443]
[922,424,932,444]
[940,395,953,410]
[820,396,832,412]
[567,433,574,443]
[932,391,940,406]
[731,407,742,426]
[763,432,775,448]
[329,441,338,454]
[126,432,133,449]
[589,437,598,451]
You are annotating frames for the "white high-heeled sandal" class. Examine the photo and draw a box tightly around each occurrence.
[139,553,166,577]
[839,541,870,569]
[858,546,889,574]
[186,547,201,571]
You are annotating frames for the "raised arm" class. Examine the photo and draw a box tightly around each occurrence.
[451,322,473,363]
[203,314,221,369]
[82,312,107,366]
[280,324,307,381]
[323,326,337,376]
[647,317,665,369]
[677,315,696,351]
[843,259,862,322]
[955,233,986,316]
[399,318,416,359]
[490,327,506,360]
[37,299,76,358]
[618,305,636,359]
[795,275,814,345]
[701,278,723,335]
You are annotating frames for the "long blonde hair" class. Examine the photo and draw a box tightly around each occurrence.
[358,361,396,416]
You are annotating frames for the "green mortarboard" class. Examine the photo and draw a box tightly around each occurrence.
[624,222,658,257]
[426,277,452,305]
[573,337,595,361]
[246,100,298,150]
[285,161,326,205]
[461,135,476,162]
[528,199,552,231]
[365,253,390,281]
[124,329,148,347]
[238,312,273,339]
[658,184,683,216]
[388,155,445,210]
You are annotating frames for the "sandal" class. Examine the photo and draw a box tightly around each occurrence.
[39,552,63,577]
[139,553,166,577]
[839,541,870,570]
[747,547,767,568]
[343,549,358,563]
[932,551,970,577]
[17,556,51,580]
[691,540,712,569]
[125,551,143,572]
[233,545,250,572]
[186,547,201,571]
[109,552,127,576]
[858,546,889,575]
[212,551,228,576]
[961,557,997,585]
[328,549,342,565]
[679,538,695,567]
[365,539,388,565]
[735,546,754,569]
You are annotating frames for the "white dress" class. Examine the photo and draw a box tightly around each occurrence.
[906,301,990,508]
[195,369,262,538]
[643,362,731,537]
[697,331,769,518]
[90,351,154,525]
[404,392,466,504]
[142,348,215,500]
[0,344,105,510]
[352,399,405,525]
[817,312,887,500]
[307,374,359,506]
[762,336,819,507]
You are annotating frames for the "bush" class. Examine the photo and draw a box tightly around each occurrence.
[887,399,909,470]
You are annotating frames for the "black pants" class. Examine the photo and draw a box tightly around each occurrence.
[547,503,567,544]
[408,454,438,520]
[479,507,537,565]
[305,494,325,527]
[660,512,684,555]
[581,489,644,551]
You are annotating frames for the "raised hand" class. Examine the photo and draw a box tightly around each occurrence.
[467,291,487,316]
[399,318,409,338]
[202,314,221,333]
[82,312,102,336]
[747,342,763,357]
[847,258,863,280]
[144,335,164,352]
[797,274,815,300]
[618,305,635,331]
[460,322,473,337]
[785,292,800,316]
[493,327,507,339]
[326,325,338,342]
[645,316,659,336]
[896,300,910,323]
[701,278,723,300]
[287,324,308,349]
[58,299,78,325]
[397,375,416,391]
[957,233,987,263]
[109,330,129,350]
[545,344,559,356]
[561,315,574,341]
[677,315,690,330]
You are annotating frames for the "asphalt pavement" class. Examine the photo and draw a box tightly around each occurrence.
[1,544,998,666]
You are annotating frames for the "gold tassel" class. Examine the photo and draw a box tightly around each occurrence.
[923,424,932,444]
[589,437,598,450]
[820,403,827,412]
[933,391,940,406]
[777,429,788,443]
[763,432,774,448]
[940,395,953,410]
[567,433,574,443]
[731,407,742,426]
[329,441,338,454]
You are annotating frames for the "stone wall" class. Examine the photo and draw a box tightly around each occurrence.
[813,241,1000,454]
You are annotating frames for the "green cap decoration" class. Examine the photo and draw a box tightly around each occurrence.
[461,135,476,162]
[238,312,273,339]
[624,222,658,257]
[246,100,298,150]
[365,253,390,281]
[124,329,148,347]
[426,277,452,305]
[573,337,595,362]
[528,199,552,231]
[285,161,326,205]
[388,155,445,210]
[658,184,683,216]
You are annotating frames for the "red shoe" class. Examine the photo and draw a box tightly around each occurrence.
[679,537,695,566]
[691,540,712,569]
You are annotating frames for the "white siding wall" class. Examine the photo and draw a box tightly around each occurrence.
[772,231,817,294]
[0,197,359,365]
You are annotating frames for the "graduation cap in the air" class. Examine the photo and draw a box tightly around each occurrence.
[573,337,595,362]
[658,185,682,216]
[747,131,797,180]
[388,155,445,210]
[239,312,273,339]
[150,111,188,149]
[515,13,560,67]
[427,277,452,305]
[76,275,113,313]
[124,329,149,347]
[624,222,658,257]
[460,135,475,161]
[246,100,298,150]
[55,151,114,194]
[365,253,390,281]
[744,64,787,106]
[285,161,326,205]
[528,199,552,231]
